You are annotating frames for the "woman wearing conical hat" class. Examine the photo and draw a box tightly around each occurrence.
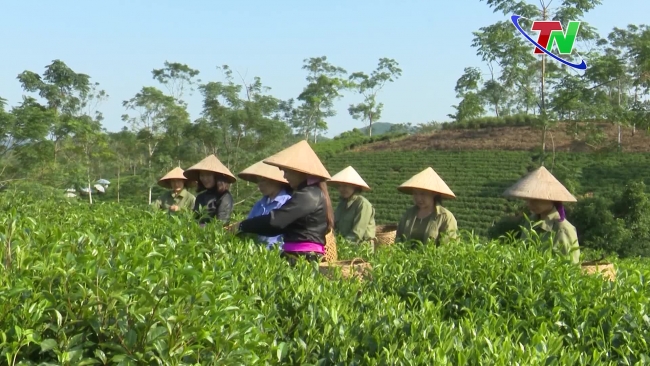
[504,166,580,264]
[238,160,293,249]
[395,167,458,246]
[151,167,196,213]
[327,166,376,243]
[184,154,236,225]
[228,140,335,264]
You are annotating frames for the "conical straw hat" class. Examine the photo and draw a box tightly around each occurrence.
[238,160,289,184]
[157,167,187,188]
[397,167,456,199]
[183,154,236,183]
[327,166,370,191]
[503,166,577,202]
[263,140,330,179]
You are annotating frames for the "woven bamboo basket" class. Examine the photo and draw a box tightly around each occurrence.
[323,230,338,262]
[581,260,616,281]
[373,224,398,247]
[319,257,372,281]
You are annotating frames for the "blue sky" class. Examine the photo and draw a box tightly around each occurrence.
[1,0,648,137]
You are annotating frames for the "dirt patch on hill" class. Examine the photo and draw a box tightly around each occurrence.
[354,123,650,153]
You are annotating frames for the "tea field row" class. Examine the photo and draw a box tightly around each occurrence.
[322,151,650,237]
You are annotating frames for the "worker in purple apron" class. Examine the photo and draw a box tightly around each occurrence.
[237,160,292,249]
[228,140,334,264]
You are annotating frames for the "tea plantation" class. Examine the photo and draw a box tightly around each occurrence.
[93,136,650,240]
[322,150,650,237]
[2,194,650,364]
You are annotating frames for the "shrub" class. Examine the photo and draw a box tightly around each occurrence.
[573,182,650,257]
[446,115,542,130]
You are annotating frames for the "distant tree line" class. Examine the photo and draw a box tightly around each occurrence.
[0,57,406,201]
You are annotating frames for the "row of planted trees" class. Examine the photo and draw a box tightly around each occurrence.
[449,0,650,152]
[0,56,403,202]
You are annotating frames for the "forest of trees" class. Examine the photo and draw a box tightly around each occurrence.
[449,0,650,151]
[0,56,404,199]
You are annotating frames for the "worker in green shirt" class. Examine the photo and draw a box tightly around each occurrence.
[504,166,580,264]
[327,166,376,243]
[395,167,458,246]
[152,167,196,214]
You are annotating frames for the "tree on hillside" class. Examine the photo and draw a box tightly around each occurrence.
[107,127,139,202]
[1,98,47,165]
[62,82,110,203]
[449,67,486,121]
[291,56,348,142]
[584,46,629,150]
[0,97,8,161]
[3,98,55,179]
[151,61,201,105]
[347,58,402,137]
[15,61,112,188]
[0,97,16,180]
[547,25,650,150]
[16,60,93,163]
[550,73,591,138]
[121,86,181,204]
[607,25,650,134]
[151,62,199,166]
[235,74,293,157]
[196,65,292,185]
[66,116,108,204]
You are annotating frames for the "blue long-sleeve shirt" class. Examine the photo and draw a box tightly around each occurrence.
[246,189,292,248]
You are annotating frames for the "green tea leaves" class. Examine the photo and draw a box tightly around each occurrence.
[2,199,650,364]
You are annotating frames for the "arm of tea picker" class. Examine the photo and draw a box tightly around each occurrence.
[553,226,581,264]
[394,209,412,243]
[435,213,458,246]
[216,192,234,223]
[181,194,196,212]
[238,189,316,237]
[150,193,164,210]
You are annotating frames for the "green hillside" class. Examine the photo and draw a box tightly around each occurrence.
[322,150,650,237]
[358,122,396,136]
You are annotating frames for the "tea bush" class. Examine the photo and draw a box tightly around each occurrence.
[441,114,541,130]
[2,196,650,364]
[311,130,408,160]
[440,115,613,130]
[571,181,650,258]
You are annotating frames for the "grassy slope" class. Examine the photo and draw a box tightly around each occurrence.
[356,123,650,152]
[358,122,395,136]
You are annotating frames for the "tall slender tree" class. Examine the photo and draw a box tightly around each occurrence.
[347,58,402,136]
